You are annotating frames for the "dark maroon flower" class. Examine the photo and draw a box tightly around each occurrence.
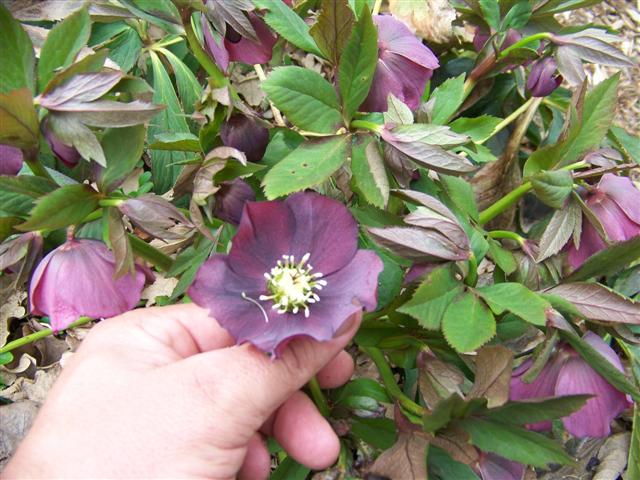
[119,194,192,240]
[213,178,256,225]
[220,114,270,163]
[477,452,525,480]
[42,117,81,168]
[189,192,383,354]
[0,145,24,175]
[361,15,439,112]
[527,57,562,97]
[29,239,145,331]
[472,27,521,53]
[568,174,640,268]
[510,332,632,438]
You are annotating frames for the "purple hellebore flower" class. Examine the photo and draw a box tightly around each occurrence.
[527,57,562,97]
[568,174,640,268]
[29,239,146,331]
[220,114,270,163]
[189,192,384,355]
[0,145,24,176]
[201,12,277,72]
[477,452,525,480]
[42,117,81,168]
[213,178,256,225]
[472,27,521,53]
[510,332,632,438]
[361,15,439,112]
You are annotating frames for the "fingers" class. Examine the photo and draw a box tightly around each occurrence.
[272,392,340,470]
[316,350,354,388]
[238,434,270,480]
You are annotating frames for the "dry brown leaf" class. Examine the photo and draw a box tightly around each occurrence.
[389,0,457,44]
[0,400,39,469]
[1,365,61,404]
[0,291,26,346]
[418,354,466,409]
[594,432,630,480]
[368,432,429,479]
[468,345,514,407]
[141,274,179,307]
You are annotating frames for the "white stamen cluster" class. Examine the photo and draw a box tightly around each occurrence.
[259,253,326,318]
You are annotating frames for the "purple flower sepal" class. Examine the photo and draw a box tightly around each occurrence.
[213,178,256,225]
[42,117,81,168]
[189,192,384,355]
[361,15,439,113]
[220,114,270,163]
[0,145,24,176]
[29,239,146,331]
[472,27,521,53]
[527,57,562,97]
[510,332,632,438]
[568,174,640,268]
[477,452,525,480]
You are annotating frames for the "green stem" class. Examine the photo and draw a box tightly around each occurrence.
[478,97,535,145]
[0,317,93,355]
[99,198,124,207]
[361,346,425,417]
[23,148,55,182]
[182,10,227,87]
[350,120,382,134]
[80,209,103,224]
[307,376,330,417]
[498,32,552,60]
[478,182,532,226]
[487,230,526,245]
[128,234,173,271]
[464,252,478,287]
[561,160,588,171]
[372,0,383,15]
[462,77,476,100]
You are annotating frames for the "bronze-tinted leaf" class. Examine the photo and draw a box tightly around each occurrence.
[468,345,514,407]
[368,432,429,480]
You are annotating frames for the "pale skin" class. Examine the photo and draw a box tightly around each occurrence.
[3,304,360,479]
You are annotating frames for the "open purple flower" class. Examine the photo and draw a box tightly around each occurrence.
[189,192,383,354]
[220,114,269,163]
[568,174,640,268]
[361,15,439,112]
[0,145,24,175]
[527,57,562,97]
[29,239,146,331]
[42,117,81,168]
[212,178,256,225]
[510,332,632,438]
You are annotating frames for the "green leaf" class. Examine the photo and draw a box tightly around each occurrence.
[253,0,322,56]
[104,27,143,73]
[149,50,190,193]
[262,136,350,199]
[442,293,496,352]
[428,446,480,480]
[537,198,582,262]
[336,378,391,404]
[399,266,463,330]
[38,7,91,90]
[309,0,355,65]
[0,176,58,217]
[261,128,305,168]
[262,66,342,133]
[47,113,106,166]
[450,115,502,143]
[609,126,640,164]
[384,94,414,125]
[423,394,487,433]
[17,184,100,231]
[270,456,310,480]
[628,407,640,480]
[0,3,35,94]
[351,134,389,208]
[0,88,39,148]
[459,418,575,467]
[530,170,574,208]
[118,0,182,34]
[149,132,201,152]
[485,395,591,425]
[338,4,378,122]
[429,74,465,125]
[479,0,500,31]
[500,1,531,30]
[487,238,517,275]
[476,282,550,326]
[566,236,640,282]
[440,174,479,221]
[99,125,146,192]
[157,47,201,115]
[351,417,397,450]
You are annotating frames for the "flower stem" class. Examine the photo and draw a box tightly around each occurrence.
[181,9,227,87]
[23,148,55,182]
[0,317,93,355]
[350,120,382,133]
[372,0,383,15]
[487,230,526,245]
[464,252,478,287]
[498,32,552,60]
[254,64,285,127]
[128,234,173,271]
[99,198,124,207]
[477,97,535,145]
[361,346,425,417]
[307,376,330,417]
[80,209,103,224]
[478,182,532,226]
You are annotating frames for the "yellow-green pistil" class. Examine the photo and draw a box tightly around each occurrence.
[259,253,326,317]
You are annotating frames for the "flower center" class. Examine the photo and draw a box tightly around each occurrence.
[259,253,326,317]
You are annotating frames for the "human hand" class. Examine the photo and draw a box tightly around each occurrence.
[3,304,359,479]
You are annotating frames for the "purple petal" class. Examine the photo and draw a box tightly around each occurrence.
[478,452,525,480]
[567,218,607,269]
[527,57,561,97]
[284,192,359,276]
[29,239,145,330]
[224,13,277,65]
[598,174,640,225]
[588,190,638,242]
[201,15,230,72]
[556,353,631,437]
[213,178,256,225]
[42,117,81,168]
[227,200,296,279]
[220,114,270,163]
[374,16,439,70]
[0,145,24,175]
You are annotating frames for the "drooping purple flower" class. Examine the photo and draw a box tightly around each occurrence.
[527,57,562,97]
[477,452,525,480]
[568,174,640,268]
[0,145,24,176]
[212,178,256,225]
[119,194,192,241]
[29,239,145,331]
[41,117,81,168]
[220,114,270,163]
[361,15,439,112]
[510,332,632,438]
[472,27,521,53]
[189,192,383,354]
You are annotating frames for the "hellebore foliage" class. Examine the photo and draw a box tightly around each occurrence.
[0,0,639,477]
